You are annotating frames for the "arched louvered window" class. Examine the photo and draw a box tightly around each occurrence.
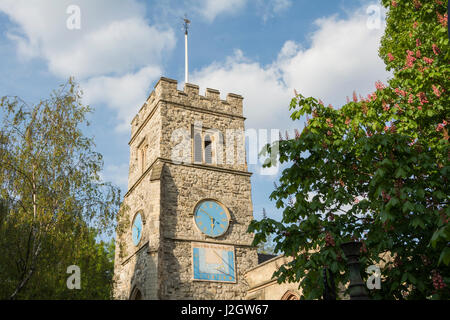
[204,134,212,164]
[281,290,300,300]
[194,132,202,163]
[130,287,143,300]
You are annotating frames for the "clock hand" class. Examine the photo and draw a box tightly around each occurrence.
[199,208,216,231]
[199,208,214,220]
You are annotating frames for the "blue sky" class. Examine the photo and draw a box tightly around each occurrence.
[0,0,391,226]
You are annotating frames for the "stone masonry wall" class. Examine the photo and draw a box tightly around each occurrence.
[113,178,161,300]
[114,76,258,300]
[128,107,161,189]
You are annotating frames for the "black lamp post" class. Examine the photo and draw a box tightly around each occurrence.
[340,241,369,300]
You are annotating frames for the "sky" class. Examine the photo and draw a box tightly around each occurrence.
[0,0,391,226]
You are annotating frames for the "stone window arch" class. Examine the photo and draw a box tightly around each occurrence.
[137,138,148,174]
[281,290,300,300]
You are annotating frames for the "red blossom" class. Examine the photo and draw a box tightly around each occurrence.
[388,52,395,61]
[437,12,448,28]
[436,121,447,132]
[375,81,385,90]
[391,0,398,7]
[416,38,421,47]
[353,91,358,102]
[368,92,377,101]
[432,85,441,97]
[395,88,407,97]
[405,50,416,68]
[432,44,440,55]
[417,92,429,105]
[432,270,447,290]
[423,57,434,65]
[326,118,333,128]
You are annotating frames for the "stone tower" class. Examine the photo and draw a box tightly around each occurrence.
[113,77,258,300]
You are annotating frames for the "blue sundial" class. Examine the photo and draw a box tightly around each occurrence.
[132,212,143,246]
[194,200,230,237]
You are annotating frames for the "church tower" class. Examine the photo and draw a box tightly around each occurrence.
[113,77,258,300]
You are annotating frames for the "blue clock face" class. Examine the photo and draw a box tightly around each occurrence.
[194,200,230,237]
[132,213,143,246]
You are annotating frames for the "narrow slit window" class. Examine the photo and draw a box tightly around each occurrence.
[194,132,202,163]
[204,135,212,164]
[138,142,148,174]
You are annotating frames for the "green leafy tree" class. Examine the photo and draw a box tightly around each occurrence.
[256,208,277,255]
[249,0,449,299]
[0,79,120,299]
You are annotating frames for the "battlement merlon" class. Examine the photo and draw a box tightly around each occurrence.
[131,77,244,131]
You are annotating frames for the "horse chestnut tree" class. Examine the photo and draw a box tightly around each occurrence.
[249,0,449,299]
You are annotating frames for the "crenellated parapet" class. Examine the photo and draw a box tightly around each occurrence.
[131,77,244,138]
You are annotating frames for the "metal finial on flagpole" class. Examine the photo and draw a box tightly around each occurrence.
[183,15,191,84]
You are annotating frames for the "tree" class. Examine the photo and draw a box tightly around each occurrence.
[256,208,276,255]
[0,79,121,299]
[249,0,449,299]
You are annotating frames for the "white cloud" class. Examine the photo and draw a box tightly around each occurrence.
[100,163,130,191]
[191,5,390,132]
[82,66,162,131]
[0,0,175,128]
[47,18,175,79]
[194,0,248,22]
[190,0,291,23]
[278,12,390,108]
[272,0,292,12]
[258,0,292,22]
[192,49,291,130]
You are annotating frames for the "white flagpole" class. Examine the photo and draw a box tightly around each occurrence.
[185,31,188,83]
[184,17,190,84]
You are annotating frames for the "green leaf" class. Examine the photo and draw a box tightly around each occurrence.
[438,247,450,266]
